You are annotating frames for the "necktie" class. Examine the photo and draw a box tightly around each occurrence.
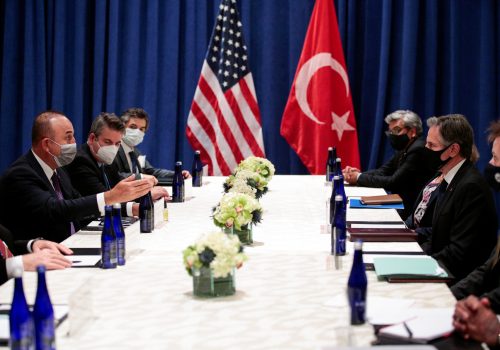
[51,172,76,235]
[129,151,142,174]
[0,239,13,259]
[101,165,111,190]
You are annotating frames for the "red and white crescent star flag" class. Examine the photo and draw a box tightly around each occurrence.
[186,0,265,176]
[280,0,360,174]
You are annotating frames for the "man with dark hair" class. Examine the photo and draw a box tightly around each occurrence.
[114,108,190,185]
[410,114,497,282]
[343,110,436,218]
[65,112,168,216]
[0,111,153,242]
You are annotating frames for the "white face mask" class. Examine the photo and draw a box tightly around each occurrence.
[122,128,145,147]
[48,140,77,167]
[96,143,119,165]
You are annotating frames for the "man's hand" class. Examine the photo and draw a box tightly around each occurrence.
[32,240,73,255]
[22,250,72,271]
[141,174,158,186]
[453,296,500,345]
[182,170,191,179]
[344,170,360,185]
[151,186,170,201]
[105,175,153,204]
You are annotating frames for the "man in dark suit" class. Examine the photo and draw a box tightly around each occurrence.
[414,114,497,282]
[343,110,436,218]
[113,107,190,185]
[0,111,153,242]
[65,112,168,216]
[0,223,72,284]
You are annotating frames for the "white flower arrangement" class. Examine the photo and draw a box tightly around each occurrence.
[224,169,268,198]
[213,192,263,231]
[236,156,275,181]
[183,231,247,278]
[227,176,257,198]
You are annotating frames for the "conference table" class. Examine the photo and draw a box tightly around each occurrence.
[0,176,458,349]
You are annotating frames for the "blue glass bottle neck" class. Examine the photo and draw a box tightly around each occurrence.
[14,277,27,301]
[36,272,49,297]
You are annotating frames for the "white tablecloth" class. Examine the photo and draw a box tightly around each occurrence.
[0,176,456,349]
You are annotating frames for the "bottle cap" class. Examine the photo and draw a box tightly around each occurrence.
[336,157,341,162]
[354,240,363,250]
[335,195,343,201]
[328,147,333,150]
[105,205,113,211]
[36,265,46,273]
[333,175,340,180]
[195,150,200,154]
[113,203,121,209]
[176,161,182,166]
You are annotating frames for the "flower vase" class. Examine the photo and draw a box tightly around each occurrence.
[222,225,253,245]
[191,266,235,297]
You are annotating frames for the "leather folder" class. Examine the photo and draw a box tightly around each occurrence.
[360,193,403,205]
[348,227,417,242]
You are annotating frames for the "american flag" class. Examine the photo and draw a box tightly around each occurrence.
[186,0,265,176]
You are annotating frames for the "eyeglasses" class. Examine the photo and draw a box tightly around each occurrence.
[385,127,409,136]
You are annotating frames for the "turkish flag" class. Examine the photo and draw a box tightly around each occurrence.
[280,0,360,174]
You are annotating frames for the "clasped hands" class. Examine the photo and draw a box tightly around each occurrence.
[453,295,500,346]
[342,166,360,185]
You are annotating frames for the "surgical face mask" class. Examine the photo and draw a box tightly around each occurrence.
[484,163,500,192]
[122,128,145,147]
[386,132,410,151]
[424,144,451,171]
[48,139,77,167]
[96,142,119,165]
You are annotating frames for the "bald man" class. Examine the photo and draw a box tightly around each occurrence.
[0,110,153,243]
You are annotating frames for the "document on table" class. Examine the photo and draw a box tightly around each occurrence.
[347,208,402,223]
[363,241,423,253]
[351,223,407,229]
[70,255,101,268]
[0,304,69,344]
[344,187,386,197]
[378,308,454,342]
[364,254,426,265]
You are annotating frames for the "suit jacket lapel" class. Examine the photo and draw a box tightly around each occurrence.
[25,151,56,195]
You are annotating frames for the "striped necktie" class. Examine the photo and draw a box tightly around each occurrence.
[51,172,76,235]
[0,239,13,259]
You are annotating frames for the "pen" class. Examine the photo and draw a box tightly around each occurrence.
[403,321,413,338]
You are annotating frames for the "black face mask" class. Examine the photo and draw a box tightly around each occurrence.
[387,132,410,151]
[484,163,500,192]
[424,145,451,171]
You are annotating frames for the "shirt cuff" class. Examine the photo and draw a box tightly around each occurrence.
[97,193,106,216]
[27,239,35,253]
[126,202,134,217]
[356,172,362,181]
[6,256,24,279]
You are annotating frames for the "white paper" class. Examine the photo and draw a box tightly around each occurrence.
[347,208,402,222]
[363,254,427,264]
[351,223,406,229]
[86,221,101,228]
[344,187,387,198]
[378,308,454,341]
[70,255,101,267]
[363,242,423,253]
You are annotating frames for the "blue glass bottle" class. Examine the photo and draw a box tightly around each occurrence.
[347,241,367,325]
[101,205,117,268]
[326,147,337,182]
[10,269,33,350]
[332,175,347,209]
[335,157,342,177]
[192,150,203,187]
[33,265,55,350]
[112,203,126,266]
[139,192,154,233]
[332,195,346,256]
[172,161,185,202]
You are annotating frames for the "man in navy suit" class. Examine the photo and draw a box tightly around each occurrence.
[415,114,497,282]
[0,111,153,243]
[0,223,72,285]
[65,112,168,217]
[113,107,190,185]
